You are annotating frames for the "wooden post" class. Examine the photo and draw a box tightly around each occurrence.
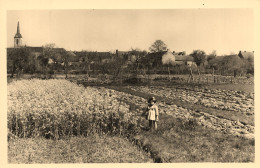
[120,70,122,85]
[187,67,194,83]
[15,113,18,136]
[198,67,201,84]
[168,65,171,81]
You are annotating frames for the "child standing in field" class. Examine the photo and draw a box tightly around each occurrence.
[146,97,159,130]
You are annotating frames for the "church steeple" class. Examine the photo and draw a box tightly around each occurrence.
[14,21,22,48]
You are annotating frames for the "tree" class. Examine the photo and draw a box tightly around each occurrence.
[187,64,197,83]
[209,50,217,57]
[129,48,147,74]
[178,51,186,56]
[37,43,56,75]
[220,55,245,77]
[7,47,31,77]
[162,51,175,81]
[190,50,206,83]
[206,50,217,76]
[44,43,56,58]
[149,40,167,53]
[80,51,91,76]
[62,51,75,79]
[246,55,254,75]
[191,50,206,67]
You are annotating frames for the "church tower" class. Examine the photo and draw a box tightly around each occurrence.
[14,21,22,48]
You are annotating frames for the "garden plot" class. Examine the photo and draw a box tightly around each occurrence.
[126,86,254,115]
[104,88,254,139]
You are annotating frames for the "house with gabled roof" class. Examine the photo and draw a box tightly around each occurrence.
[175,55,195,66]
[238,51,254,60]
[142,51,168,67]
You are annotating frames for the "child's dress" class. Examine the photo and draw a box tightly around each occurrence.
[147,104,158,121]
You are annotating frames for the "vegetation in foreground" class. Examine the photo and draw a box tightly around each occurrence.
[8,134,152,163]
[133,114,254,162]
[8,113,255,163]
[7,79,255,163]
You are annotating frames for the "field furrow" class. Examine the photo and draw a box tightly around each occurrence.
[104,86,254,139]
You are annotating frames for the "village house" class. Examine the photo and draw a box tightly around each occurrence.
[174,55,195,66]
[143,50,196,67]
[238,51,254,60]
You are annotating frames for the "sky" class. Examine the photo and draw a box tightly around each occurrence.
[7,9,254,55]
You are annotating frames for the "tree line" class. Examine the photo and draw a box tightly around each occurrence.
[7,40,254,80]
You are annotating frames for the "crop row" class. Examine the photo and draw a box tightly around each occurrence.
[104,88,254,139]
[126,86,254,115]
[7,79,141,139]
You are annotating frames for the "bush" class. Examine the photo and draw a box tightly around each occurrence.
[123,77,142,84]
[175,118,199,131]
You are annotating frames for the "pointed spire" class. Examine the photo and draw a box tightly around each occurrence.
[14,21,22,38]
[17,21,20,34]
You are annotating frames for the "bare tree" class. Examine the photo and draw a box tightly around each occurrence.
[149,40,167,53]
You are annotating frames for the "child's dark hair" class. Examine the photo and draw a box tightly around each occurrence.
[148,97,156,103]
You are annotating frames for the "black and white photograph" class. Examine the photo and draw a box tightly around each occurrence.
[1,0,259,166]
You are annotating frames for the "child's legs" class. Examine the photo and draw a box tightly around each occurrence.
[149,120,156,130]
[149,120,154,129]
[154,121,158,130]
[149,120,153,129]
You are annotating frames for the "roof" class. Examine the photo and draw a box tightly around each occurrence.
[67,51,76,57]
[175,55,194,61]
[146,51,167,58]
[7,47,43,53]
[140,51,169,65]
[116,51,129,55]
[7,46,68,54]
[66,51,78,62]
[74,51,112,62]
[51,48,67,54]
[14,33,22,38]
[27,47,44,53]
[238,51,254,59]
[74,51,110,57]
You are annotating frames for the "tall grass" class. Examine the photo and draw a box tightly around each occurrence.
[7,79,141,139]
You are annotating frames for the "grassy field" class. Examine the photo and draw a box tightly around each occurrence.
[8,134,152,163]
[7,76,255,163]
[133,114,254,162]
[8,114,255,163]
